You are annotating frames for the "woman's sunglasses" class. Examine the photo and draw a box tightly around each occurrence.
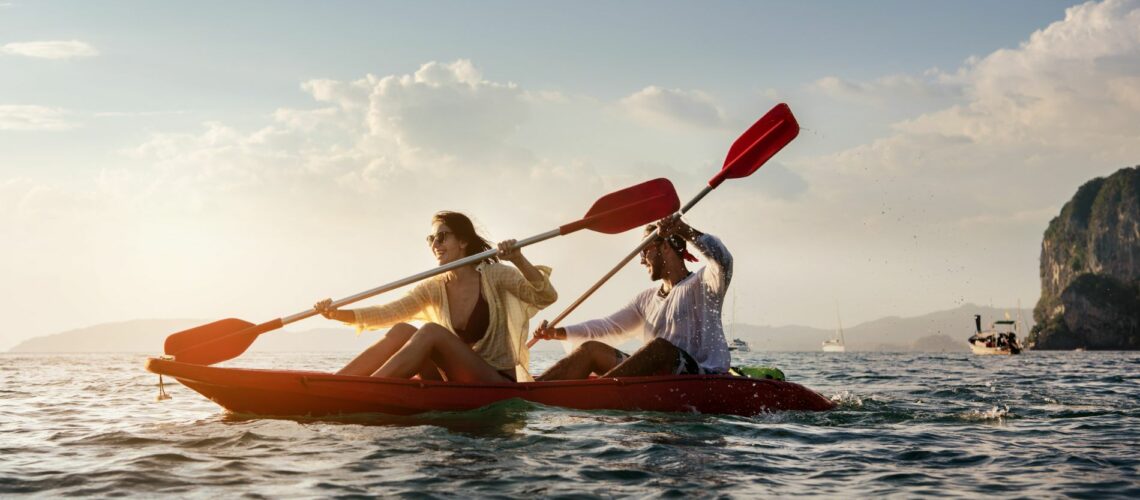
[426,230,453,246]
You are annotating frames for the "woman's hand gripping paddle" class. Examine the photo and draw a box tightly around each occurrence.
[527,103,800,348]
[163,178,681,366]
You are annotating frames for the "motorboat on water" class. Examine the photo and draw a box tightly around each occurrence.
[726,291,750,353]
[729,338,751,352]
[968,314,1023,355]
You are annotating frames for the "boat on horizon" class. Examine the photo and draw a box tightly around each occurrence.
[727,291,750,352]
[968,313,1023,355]
[729,338,751,352]
[822,304,846,352]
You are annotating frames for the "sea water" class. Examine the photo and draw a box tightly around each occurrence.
[1,351,1137,497]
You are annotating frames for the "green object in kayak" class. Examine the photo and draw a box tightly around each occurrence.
[731,366,786,381]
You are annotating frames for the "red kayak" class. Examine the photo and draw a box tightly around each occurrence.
[146,357,834,416]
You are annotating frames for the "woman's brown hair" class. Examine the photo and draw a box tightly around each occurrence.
[433,211,499,265]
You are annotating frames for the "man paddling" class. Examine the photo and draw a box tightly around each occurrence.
[532,215,731,379]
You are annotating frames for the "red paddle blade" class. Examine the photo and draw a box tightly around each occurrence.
[165,318,253,356]
[560,178,680,235]
[709,103,800,188]
[163,318,269,365]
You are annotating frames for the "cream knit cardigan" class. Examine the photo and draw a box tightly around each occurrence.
[348,262,557,381]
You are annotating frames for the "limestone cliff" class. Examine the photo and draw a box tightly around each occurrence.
[1031,166,1140,350]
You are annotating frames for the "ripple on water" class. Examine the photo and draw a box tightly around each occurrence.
[1,351,1138,497]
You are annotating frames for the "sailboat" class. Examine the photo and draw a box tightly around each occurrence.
[822,305,846,352]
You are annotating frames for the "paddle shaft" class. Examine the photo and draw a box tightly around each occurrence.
[282,228,561,325]
[164,177,682,365]
[526,185,714,347]
[525,104,799,349]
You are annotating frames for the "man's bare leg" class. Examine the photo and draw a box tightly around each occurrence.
[537,341,626,381]
[603,338,686,378]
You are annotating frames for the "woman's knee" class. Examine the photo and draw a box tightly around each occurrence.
[412,322,451,342]
[390,322,416,334]
[384,323,417,341]
[378,323,419,346]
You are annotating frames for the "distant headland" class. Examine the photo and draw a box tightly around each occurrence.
[7,304,1033,354]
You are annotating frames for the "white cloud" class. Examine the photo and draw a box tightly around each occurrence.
[810,72,962,105]
[621,86,727,130]
[902,0,1140,152]
[0,105,78,130]
[777,0,1140,319]
[1,40,98,59]
[805,0,1140,203]
[12,0,1136,349]
[296,60,531,166]
[751,163,809,201]
[1107,76,1140,110]
[366,60,529,159]
[0,63,692,351]
[2,59,753,348]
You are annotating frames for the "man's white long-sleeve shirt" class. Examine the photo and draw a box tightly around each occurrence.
[563,233,733,373]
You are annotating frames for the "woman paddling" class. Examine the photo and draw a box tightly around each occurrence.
[313,211,557,382]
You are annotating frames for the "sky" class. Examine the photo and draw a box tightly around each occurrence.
[2,0,1139,351]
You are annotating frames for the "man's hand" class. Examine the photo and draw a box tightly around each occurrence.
[656,214,699,241]
[531,320,566,341]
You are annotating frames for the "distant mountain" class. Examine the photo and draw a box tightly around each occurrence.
[7,318,390,354]
[726,303,1034,352]
[10,304,1033,354]
[9,319,207,353]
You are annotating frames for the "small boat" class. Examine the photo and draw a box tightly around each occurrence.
[726,292,750,353]
[968,314,1023,355]
[146,358,835,416]
[728,338,751,352]
[821,338,845,353]
[822,304,846,352]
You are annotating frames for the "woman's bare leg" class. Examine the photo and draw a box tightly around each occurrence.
[337,323,437,376]
[372,323,508,383]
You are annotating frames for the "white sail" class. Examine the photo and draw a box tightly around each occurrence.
[823,302,846,352]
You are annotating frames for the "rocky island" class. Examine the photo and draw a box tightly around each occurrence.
[1031,166,1140,350]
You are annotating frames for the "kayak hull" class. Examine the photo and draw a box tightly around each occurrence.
[145,358,834,416]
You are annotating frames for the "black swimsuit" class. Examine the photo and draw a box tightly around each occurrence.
[454,289,490,345]
[453,288,515,382]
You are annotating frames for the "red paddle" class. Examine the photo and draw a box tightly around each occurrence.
[527,103,800,348]
[164,178,681,365]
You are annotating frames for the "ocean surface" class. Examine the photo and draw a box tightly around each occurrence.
[1,350,1137,498]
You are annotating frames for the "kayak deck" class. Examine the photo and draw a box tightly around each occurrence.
[146,357,834,416]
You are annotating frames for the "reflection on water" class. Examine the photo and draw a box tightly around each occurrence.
[221,398,535,438]
[1,351,1137,497]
